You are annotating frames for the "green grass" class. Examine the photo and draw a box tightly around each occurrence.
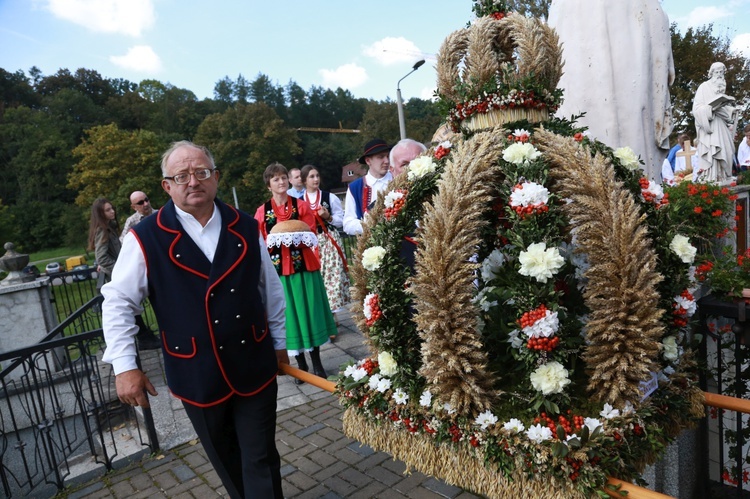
[29,247,93,270]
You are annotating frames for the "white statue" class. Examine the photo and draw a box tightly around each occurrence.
[548,0,674,180]
[693,62,738,183]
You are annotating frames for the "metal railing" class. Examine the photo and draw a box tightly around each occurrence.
[0,296,156,498]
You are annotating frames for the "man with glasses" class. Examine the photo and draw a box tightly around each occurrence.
[120,191,154,241]
[101,140,289,498]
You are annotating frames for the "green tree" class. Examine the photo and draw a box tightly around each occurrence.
[69,123,168,216]
[506,0,550,18]
[194,103,301,210]
[670,23,750,136]
[357,101,401,148]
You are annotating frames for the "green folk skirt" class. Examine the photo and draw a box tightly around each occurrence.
[281,270,337,353]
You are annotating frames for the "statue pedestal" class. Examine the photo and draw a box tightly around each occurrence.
[0,278,59,376]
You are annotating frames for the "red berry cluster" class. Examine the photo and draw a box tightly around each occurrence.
[639,177,669,207]
[384,190,407,220]
[565,457,583,481]
[365,296,382,327]
[506,133,530,143]
[360,358,378,376]
[469,434,480,447]
[633,423,643,436]
[511,202,549,218]
[422,420,437,435]
[517,303,549,329]
[526,336,560,351]
[448,424,462,443]
[533,412,583,438]
[434,145,450,160]
[672,289,694,327]
[573,132,584,142]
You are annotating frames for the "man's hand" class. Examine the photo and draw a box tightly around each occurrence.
[115,369,157,408]
[275,349,290,374]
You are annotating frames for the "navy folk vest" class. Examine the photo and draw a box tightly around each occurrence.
[132,199,277,407]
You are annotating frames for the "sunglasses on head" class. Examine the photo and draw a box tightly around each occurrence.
[135,197,149,205]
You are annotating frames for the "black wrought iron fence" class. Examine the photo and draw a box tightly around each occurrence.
[697,296,750,499]
[0,296,157,498]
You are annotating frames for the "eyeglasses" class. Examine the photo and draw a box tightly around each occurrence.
[135,197,149,206]
[163,168,216,185]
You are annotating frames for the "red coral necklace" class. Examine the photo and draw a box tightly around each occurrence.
[272,197,293,221]
[305,190,320,210]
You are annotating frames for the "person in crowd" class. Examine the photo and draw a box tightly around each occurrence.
[89,198,160,350]
[300,164,350,335]
[389,138,427,177]
[120,190,154,241]
[255,162,337,383]
[665,133,690,173]
[343,138,393,235]
[286,167,305,198]
[101,141,289,499]
[661,135,698,186]
[737,124,750,171]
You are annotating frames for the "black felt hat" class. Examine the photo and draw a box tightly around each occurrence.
[358,138,392,164]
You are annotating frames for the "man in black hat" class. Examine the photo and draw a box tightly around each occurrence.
[343,138,393,235]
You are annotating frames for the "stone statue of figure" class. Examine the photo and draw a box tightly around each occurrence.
[548,0,674,180]
[693,62,738,183]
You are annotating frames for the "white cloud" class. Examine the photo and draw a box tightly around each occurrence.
[319,63,368,90]
[363,37,424,66]
[420,86,437,100]
[731,33,750,57]
[46,0,155,37]
[110,45,162,72]
[684,6,731,27]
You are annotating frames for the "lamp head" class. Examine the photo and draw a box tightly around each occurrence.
[413,59,425,70]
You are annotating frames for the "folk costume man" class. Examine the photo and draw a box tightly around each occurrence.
[343,138,393,235]
[101,141,289,499]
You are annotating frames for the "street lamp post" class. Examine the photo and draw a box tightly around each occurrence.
[396,59,425,140]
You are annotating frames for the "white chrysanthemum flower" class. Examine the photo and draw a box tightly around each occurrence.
[344,365,368,382]
[503,142,542,165]
[407,156,437,180]
[393,388,409,405]
[475,410,498,430]
[600,403,621,419]
[522,309,559,338]
[384,190,405,209]
[518,242,565,283]
[375,377,391,393]
[361,246,386,271]
[503,418,525,433]
[583,417,601,434]
[674,294,697,317]
[669,234,697,264]
[613,146,640,170]
[378,351,398,376]
[509,182,549,208]
[419,390,432,407]
[480,249,506,282]
[662,335,680,361]
[529,361,570,395]
[526,424,553,443]
[368,374,381,390]
[438,140,452,149]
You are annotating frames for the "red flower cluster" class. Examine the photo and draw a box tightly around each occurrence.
[673,289,695,327]
[694,260,714,282]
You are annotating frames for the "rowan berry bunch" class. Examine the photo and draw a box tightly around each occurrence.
[384,189,407,220]
[526,336,560,351]
[518,303,549,328]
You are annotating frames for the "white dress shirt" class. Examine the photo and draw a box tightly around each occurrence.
[738,140,750,168]
[102,203,286,376]
[342,172,393,235]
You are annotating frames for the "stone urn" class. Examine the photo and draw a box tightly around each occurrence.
[0,242,33,285]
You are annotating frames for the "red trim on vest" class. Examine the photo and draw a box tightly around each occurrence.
[162,331,196,359]
[156,208,210,280]
[131,230,150,279]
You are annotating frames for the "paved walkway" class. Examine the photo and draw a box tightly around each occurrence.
[61,307,481,499]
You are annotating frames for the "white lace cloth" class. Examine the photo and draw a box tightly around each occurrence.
[266,231,319,249]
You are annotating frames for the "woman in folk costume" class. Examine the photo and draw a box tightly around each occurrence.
[300,164,351,333]
[254,162,337,381]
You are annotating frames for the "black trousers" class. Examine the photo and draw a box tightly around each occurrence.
[182,381,282,499]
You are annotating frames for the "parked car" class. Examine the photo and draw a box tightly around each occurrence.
[45,262,62,274]
[22,265,41,278]
[72,264,93,282]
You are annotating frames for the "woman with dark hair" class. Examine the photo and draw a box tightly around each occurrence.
[254,162,337,382]
[89,197,160,350]
[300,164,350,331]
